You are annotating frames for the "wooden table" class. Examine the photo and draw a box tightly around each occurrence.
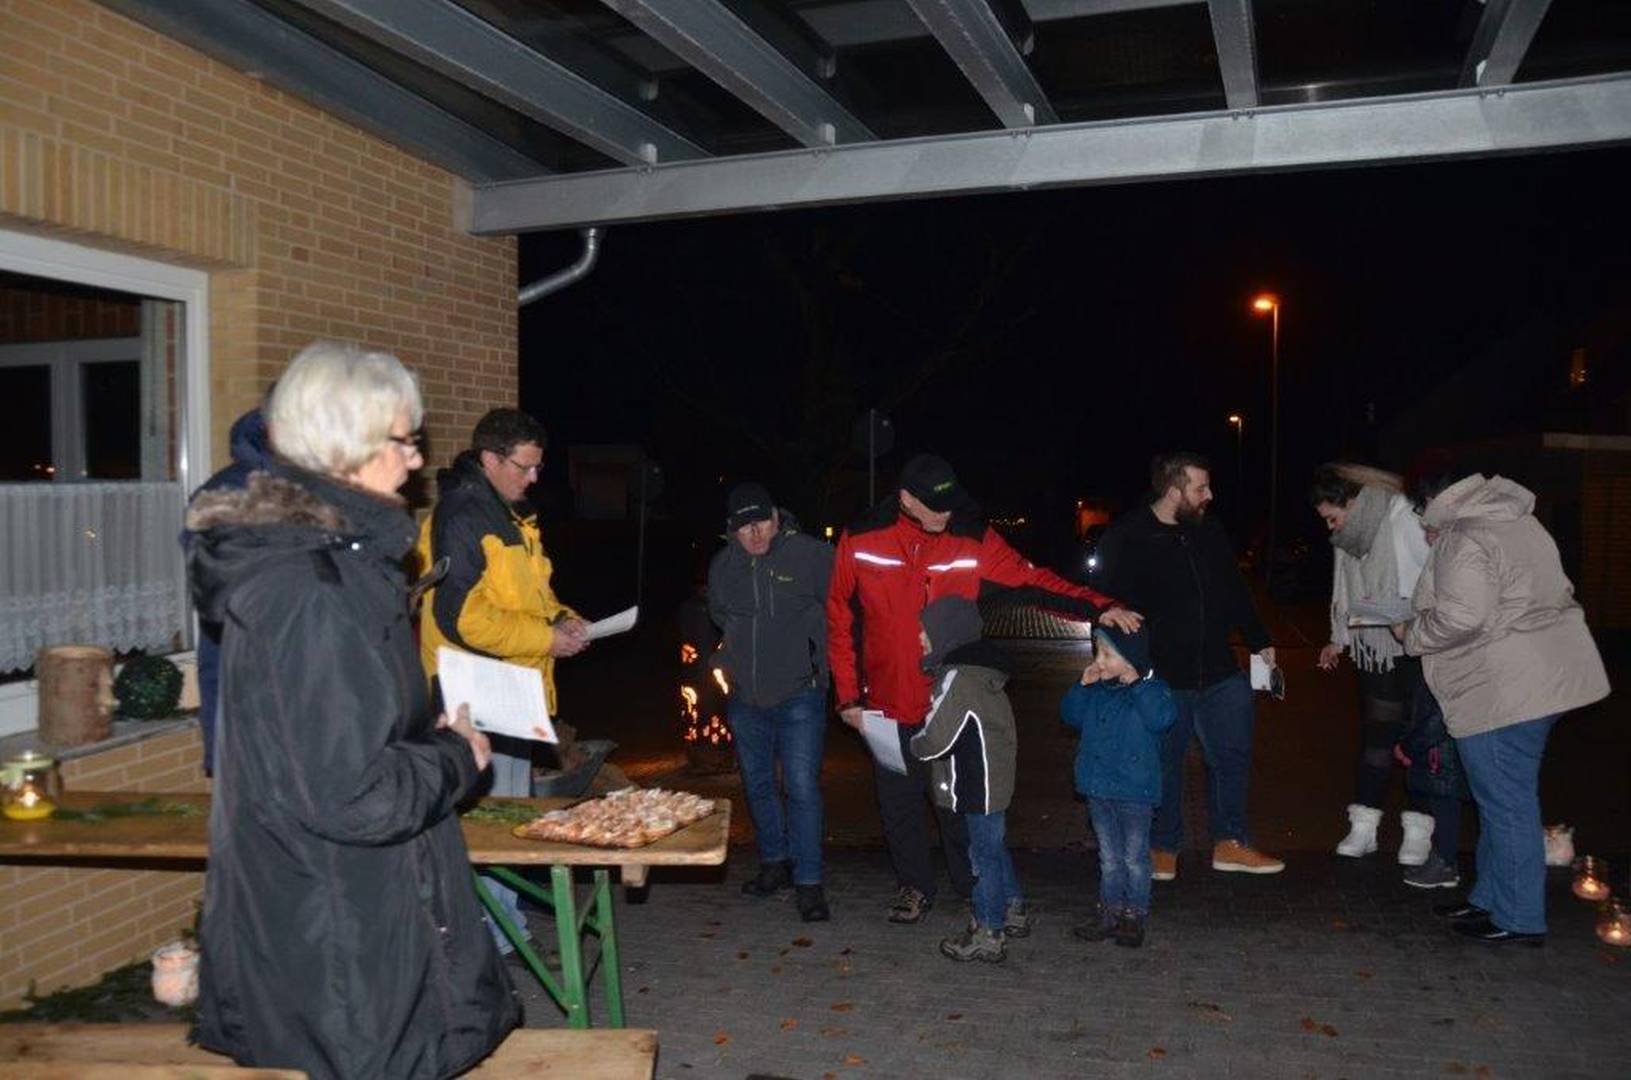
[0,792,731,1030]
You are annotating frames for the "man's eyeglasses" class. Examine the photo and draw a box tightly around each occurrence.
[504,456,542,477]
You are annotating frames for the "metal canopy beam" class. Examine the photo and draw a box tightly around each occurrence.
[596,0,873,147]
[1206,0,1259,110]
[97,0,542,182]
[1459,0,1555,88]
[287,0,706,166]
[470,74,1631,233]
[903,0,1058,127]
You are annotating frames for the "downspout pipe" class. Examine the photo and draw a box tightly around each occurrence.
[518,227,603,307]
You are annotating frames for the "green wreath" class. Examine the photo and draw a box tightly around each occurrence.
[113,655,184,720]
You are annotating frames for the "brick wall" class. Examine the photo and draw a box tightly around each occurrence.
[0,0,520,473]
[0,286,140,342]
[0,725,206,1009]
[0,0,521,1007]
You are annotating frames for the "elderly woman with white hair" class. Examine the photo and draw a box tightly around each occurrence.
[186,342,519,1078]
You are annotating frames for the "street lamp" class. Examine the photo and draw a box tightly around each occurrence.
[1250,294,1280,570]
[1227,414,1245,538]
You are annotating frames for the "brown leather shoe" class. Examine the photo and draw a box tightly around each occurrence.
[1212,839,1285,875]
[1151,849,1178,882]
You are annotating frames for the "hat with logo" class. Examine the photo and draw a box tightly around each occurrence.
[726,481,775,531]
[899,453,967,513]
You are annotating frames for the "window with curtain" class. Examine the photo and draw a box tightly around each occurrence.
[0,282,189,674]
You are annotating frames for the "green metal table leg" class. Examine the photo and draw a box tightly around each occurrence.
[549,864,590,1029]
[591,869,626,1027]
[472,871,566,1006]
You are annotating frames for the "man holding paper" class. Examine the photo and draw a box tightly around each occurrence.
[416,408,588,951]
[708,483,835,923]
[827,454,1136,925]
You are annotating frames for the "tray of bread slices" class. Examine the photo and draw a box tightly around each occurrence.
[512,787,718,849]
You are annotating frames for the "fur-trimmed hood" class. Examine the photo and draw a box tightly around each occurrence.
[187,466,417,624]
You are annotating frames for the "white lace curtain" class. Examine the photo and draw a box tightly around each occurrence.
[0,482,187,673]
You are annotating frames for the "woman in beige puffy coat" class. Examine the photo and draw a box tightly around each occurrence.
[1401,469,1609,944]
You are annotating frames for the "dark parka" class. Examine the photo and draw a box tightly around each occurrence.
[1061,678,1177,805]
[187,466,519,1080]
[706,511,834,708]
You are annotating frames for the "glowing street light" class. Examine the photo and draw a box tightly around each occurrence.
[1226,414,1245,525]
[1251,294,1282,567]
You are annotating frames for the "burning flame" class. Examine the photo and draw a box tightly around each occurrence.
[711,667,729,695]
[680,643,699,664]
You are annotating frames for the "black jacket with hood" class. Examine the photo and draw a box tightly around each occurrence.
[909,598,1018,815]
[187,464,519,1079]
[1093,507,1271,692]
[706,509,834,707]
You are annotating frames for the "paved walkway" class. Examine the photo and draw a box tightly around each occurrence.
[515,847,1631,1079]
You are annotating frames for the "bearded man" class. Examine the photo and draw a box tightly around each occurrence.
[1094,452,1284,882]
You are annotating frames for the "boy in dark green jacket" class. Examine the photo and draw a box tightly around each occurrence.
[1061,625,1176,948]
[910,596,1029,963]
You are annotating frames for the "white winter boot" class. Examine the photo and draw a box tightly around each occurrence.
[1336,804,1382,858]
[1398,811,1435,866]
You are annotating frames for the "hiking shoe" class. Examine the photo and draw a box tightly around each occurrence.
[1151,850,1178,882]
[888,885,933,924]
[796,884,831,923]
[1071,906,1117,943]
[1212,840,1285,875]
[939,925,1006,963]
[741,861,793,898]
[1404,852,1461,890]
[1114,912,1146,949]
[1003,899,1033,939]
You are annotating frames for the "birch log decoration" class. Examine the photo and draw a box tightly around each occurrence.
[36,645,116,746]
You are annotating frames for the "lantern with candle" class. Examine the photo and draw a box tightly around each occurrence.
[1596,899,1631,948]
[1573,856,1611,901]
[151,940,200,1006]
[1,751,61,821]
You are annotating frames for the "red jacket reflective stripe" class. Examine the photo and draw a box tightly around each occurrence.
[826,513,1116,726]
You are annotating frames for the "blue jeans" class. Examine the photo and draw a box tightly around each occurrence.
[1459,714,1558,934]
[1090,798,1154,917]
[1153,672,1255,851]
[965,811,1022,931]
[481,734,533,953]
[728,687,827,885]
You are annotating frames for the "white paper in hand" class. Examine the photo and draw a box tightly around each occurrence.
[436,647,557,743]
[859,709,908,775]
[585,605,638,641]
[1249,654,1286,700]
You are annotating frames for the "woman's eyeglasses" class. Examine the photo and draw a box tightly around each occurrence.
[388,432,424,451]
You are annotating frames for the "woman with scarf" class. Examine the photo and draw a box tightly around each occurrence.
[186,342,519,1077]
[1311,464,1434,868]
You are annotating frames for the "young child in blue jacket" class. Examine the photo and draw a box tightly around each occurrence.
[1060,624,1176,947]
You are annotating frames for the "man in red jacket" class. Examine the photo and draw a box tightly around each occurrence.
[827,453,1142,924]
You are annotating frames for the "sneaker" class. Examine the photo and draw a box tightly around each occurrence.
[1212,839,1285,875]
[1403,852,1461,890]
[1151,850,1178,882]
[888,885,933,924]
[1003,899,1033,939]
[796,884,831,923]
[741,861,793,898]
[1113,912,1146,949]
[1433,900,1489,921]
[1071,906,1117,943]
[939,925,1006,963]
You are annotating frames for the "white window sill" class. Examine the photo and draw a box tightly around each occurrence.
[0,651,197,741]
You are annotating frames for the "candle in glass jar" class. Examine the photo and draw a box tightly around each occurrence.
[1596,900,1631,948]
[151,942,200,1006]
[2,782,55,820]
[1573,856,1611,901]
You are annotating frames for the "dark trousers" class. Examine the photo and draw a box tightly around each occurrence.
[1427,794,1463,862]
[1355,660,1424,812]
[876,720,973,900]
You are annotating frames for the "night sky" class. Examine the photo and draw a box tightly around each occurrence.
[519,144,1631,551]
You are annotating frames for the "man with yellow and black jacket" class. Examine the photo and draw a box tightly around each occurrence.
[415,408,588,954]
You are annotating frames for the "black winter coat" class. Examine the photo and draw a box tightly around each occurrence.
[1093,507,1271,691]
[186,466,519,1079]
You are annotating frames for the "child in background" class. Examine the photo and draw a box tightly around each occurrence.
[911,596,1028,963]
[1061,624,1175,947]
[1395,673,1469,889]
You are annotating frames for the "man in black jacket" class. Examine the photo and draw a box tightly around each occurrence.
[1095,452,1284,882]
[708,483,835,922]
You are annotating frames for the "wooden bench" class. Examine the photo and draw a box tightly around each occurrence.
[0,1023,658,1079]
